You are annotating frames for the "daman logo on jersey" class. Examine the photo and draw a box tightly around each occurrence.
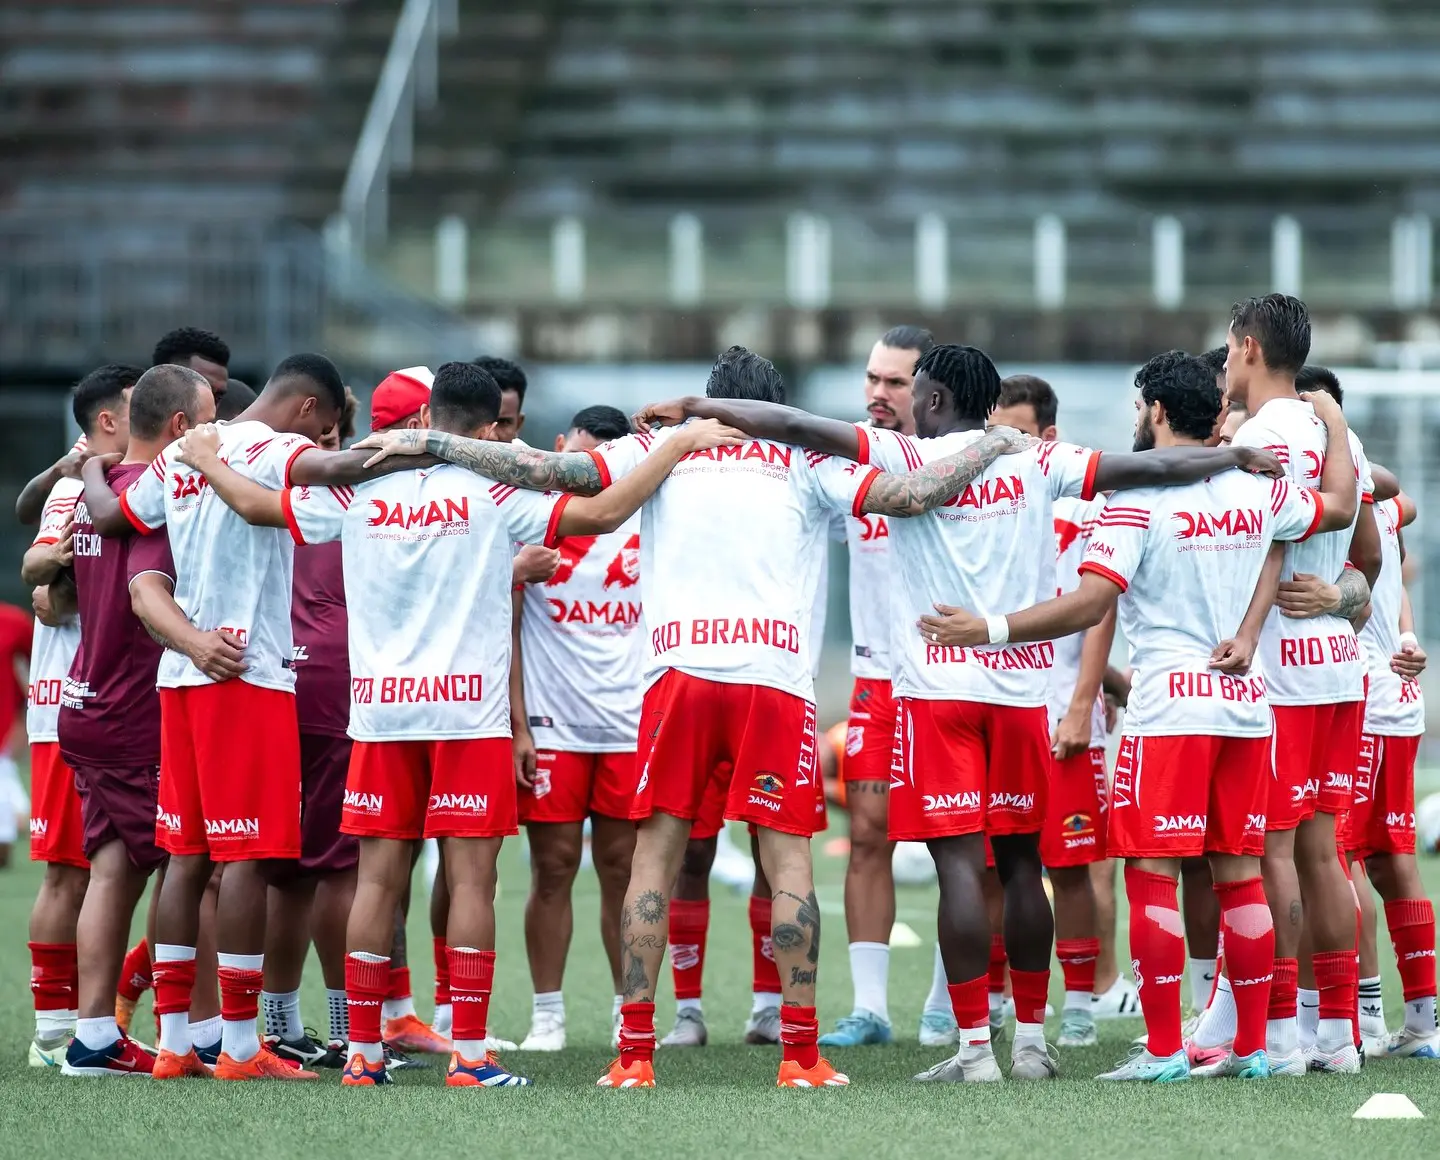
[171,473,209,500]
[367,497,470,530]
[343,791,383,815]
[206,818,260,837]
[429,793,488,814]
[923,792,980,813]
[681,443,792,468]
[1172,508,1264,540]
[546,599,641,627]
[1153,814,1206,833]
[941,475,1025,510]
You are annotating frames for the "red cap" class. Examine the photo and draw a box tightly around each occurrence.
[369,366,433,431]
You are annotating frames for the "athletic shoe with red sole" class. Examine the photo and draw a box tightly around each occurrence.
[777,1057,850,1087]
[596,1057,656,1088]
[340,1052,393,1086]
[214,1046,319,1081]
[384,1014,452,1055]
[152,1048,212,1080]
[60,1036,155,1078]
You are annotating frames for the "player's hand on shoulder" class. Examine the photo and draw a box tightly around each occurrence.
[1234,446,1285,478]
[1208,635,1256,676]
[56,445,95,480]
[631,398,691,434]
[513,545,562,585]
[673,418,746,453]
[353,428,428,467]
[916,603,987,648]
[985,425,1039,455]
[1299,389,1344,428]
[176,423,223,469]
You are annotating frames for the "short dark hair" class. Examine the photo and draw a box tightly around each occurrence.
[1135,351,1223,442]
[705,346,786,404]
[216,378,255,420]
[72,364,144,436]
[569,404,631,442]
[879,325,936,356]
[153,326,229,370]
[1230,294,1310,375]
[913,344,1002,422]
[431,361,502,431]
[473,356,527,405]
[996,374,1058,431]
[268,353,345,413]
[128,364,207,440]
[1198,346,1228,376]
[1295,365,1343,407]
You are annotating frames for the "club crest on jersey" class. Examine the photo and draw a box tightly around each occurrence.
[533,769,552,800]
[604,535,640,589]
[753,772,785,798]
[1062,812,1093,836]
[845,725,865,757]
[366,496,470,531]
[1171,508,1264,540]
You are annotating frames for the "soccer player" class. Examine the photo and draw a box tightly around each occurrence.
[57,363,219,1075]
[153,326,231,399]
[474,355,527,443]
[354,345,1048,1088]
[637,343,1285,1083]
[216,380,257,422]
[20,364,140,1066]
[820,324,934,1050]
[0,601,34,870]
[918,353,1359,1081]
[513,405,645,1052]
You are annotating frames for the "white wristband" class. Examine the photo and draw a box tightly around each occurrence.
[985,615,1010,646]
[1399,631,1419,650]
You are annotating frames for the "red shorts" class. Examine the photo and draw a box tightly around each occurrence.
[1110,734,1270,858]
[635,670,820,838]
[158,683,302,861]
[1346,733,1420,857]
[521,750,640,824]
[343,737,517,840]
[1041,747,1109,867]
[28,742,88,868]
[1267,701,1364,829]
[888,699,1051,841]
[844,678,897,783]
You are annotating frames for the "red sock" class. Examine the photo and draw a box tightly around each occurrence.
[1313,949,1358,1036]
[619,1001,655,1067]
[1385,899,1437,1003]
[345,954,390,1046]
[218,967,262,1024]
[28,942,76,1013]
[1125,866,1185,1057]
[386,965,412,1002]
[152,956,196,1017]
[668,898,709,1002]
[1055,938,1099,996]
[1267,957,1298,1021]
[987,934,1007,997]
[748,896,780,994]
[1009,968,1050,1026]
[449,947,495,1045]
[118,940,152,1002]
[1214,877,1275,1057]
[433,936,450,1006]
[948,975,989,1045]
[780,1003,819,1069]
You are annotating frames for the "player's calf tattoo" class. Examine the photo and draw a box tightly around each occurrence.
[773,889,821,965]
[634,889,666,926]
[789,967,816,986]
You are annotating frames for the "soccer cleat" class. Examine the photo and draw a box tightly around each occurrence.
[60,1036,155,1077]
[28,1034,69,1068]
[1190,1049,1270,1079]
[818,1010,893,1047]
[918,1008,959,1048]
[384,1013,452,1055]
[115,994,139,1037]
[214,1046,319,1081]
[1366,1027,1440,1060]
[318,1039,347,1069]
[482,1035,519,1052]
[913,1043,1002,1083]
[1097,1047,1190,1083]
[1185,1038,1230,1068]
[1265,1047,1307,1077]
[518,1010,566,1052]
[1057,1009,1098,1048]
[384,1043,425,1071]
[777,1057,850,1087]
[744,1005,780,1045]
[265,1029,329,1068]
[660,1007,708,1047]
[1010,1041,1060,1080]
[597,1056,656,1088]
[151,1047,212,1080]
[194,1040,221,1070]
[989,1010,1008,1049]
[1091,976,1142,1020]
[1307,1040,1362,1074]
[445,1050,531,1087]
[340,1052,393,1086]
[611,1010,622,1051]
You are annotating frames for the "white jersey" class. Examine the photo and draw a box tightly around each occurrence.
[121,420,313,692]
[845,506,893,681]
[590,424,873,702]
[1080,471,1324,737]
[27,479,83,742]
[285,466,564,742]
[1047,494,1108,747]
[1361,497,1424,736]
[857,426,1100,706]
[1233,402,1370,704]
[522,517,644,752]
[808,526,836,680]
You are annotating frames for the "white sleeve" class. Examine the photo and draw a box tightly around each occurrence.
[1349,432,1375,501]
[119,448,174,532]
[32,480,80,546]
[246,432,317,489]
[1077,495,1151,593]
[1268,478,1324,543]
[1037,440,1103,502]
[854,425,921,474]
[1232,415,1285,455]
[590,427,680,486]
[491,482,567,547]
[805,452,882,519]
[281,484,349,546]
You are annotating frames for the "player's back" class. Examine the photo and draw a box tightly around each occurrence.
[1360,497,1424,734]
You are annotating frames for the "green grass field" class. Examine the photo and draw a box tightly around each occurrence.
[3,820,1440,1158]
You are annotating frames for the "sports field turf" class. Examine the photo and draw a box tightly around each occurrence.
[4,818,1440,1159]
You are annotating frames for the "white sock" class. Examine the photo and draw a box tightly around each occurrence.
[382,995,417,1022]
[217,952,263,1062]
[1013,1018,1045,1050]
[1187,957,1217,1013]
[1194,976,1237,1047]
[433,1003,453,1036]
[1405,995,1437,1035]
[676,997,702,1013]
[751,990,780,1013]
[262,989,303,1041]
[532,991,565,1019]
[189,1015,222,1050]
[155,944,197,1055]
[350,1038,383,1064]
[1316,1016,1352,1047]
[1297,987,1320,1050]
[76,1015,120,1050]
[848,941,891,1024]
[988,991,1005,1020]
[923,942,950,1014]
[35,1008,75,1038]
[1063,990,1091,1013]
[326,989,348,1043]
[455,1038,488,1059]
[612,994,622,1020]
[1267,1015,1298,1057]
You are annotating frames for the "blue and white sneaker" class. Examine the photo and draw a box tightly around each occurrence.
[28,1035,68,1068]
[446,1051,531,1087]
[1097,1046,1190,1083]
[818,1010,893,1047]
[1366,1027,1440,1060]
[194,1039,221,1070]
[918,1008,959,1048]
[60,1036,155,1077]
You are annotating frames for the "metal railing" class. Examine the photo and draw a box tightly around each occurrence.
[340,0,457,248]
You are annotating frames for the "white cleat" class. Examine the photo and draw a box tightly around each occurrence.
[28,1036,69,1068]
[1010,1041,1060,1080]
[1365,1027,1440,1060]
[743,1006,780,1045]
[1307,1040,1362,1074]
[914,1043,1002,1083]
[918,1008,959,1048]
[660,1007,708,1047]
[1057,1009,1098,1048]
[482,1036,519,1052]
[1097,1047,1189,1083]
[1091,976,1142,1020]
[518,1010,566,1052]
[1264,1047,1308,1077]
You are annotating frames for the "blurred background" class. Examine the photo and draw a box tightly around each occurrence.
[1,0,1437,745]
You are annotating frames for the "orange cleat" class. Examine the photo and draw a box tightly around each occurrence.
[214,1046,319,1081]
[596,1056,656,1088]
[777,1057,850,1088]
[115,995,138,1037]
[152,1048,212,1080]
[384,1014,452,1055]
[340,1052,392,1086]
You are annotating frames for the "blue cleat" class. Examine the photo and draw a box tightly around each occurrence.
[818,1010,894,1048]
[341,1052,393,1086]
[1097,1047,1190,1083]
[446,1051,531,1087]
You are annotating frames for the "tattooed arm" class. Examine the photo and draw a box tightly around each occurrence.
[858,427,1035,516]
[352,428,605,495]
[128,573,246,682]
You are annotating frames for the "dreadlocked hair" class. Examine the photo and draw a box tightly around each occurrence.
[912,344,1002,421]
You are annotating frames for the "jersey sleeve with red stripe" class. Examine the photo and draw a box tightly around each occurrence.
[32,478,83,546]
[487,483,569,548]
[282,484,350,546]
[804,453,880,519]
[1077,497,1151,592]
[1035,440,1102,502]
[244,432,316,490]
[1269,478,1325,543]
[589,427,678,487]
[120,449,172,532]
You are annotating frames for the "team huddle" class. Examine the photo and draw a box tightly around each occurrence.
[15,296,1433,1090]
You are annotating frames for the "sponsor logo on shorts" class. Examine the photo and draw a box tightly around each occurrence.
[845,725,865,757]
[747,794,783,813]
[343,790,383,816]
[156,806,182,832]
[1245,813,1267,833]
[292,645,309,663]
[988,791,1035,813]
[923,792,981,813]
[753,772,785,798]
[1323,771,1353,792]
[1290,777,1320,805]
[670,942,700,970]
[206,817,260,838]
[1387,812,1416,829]
[28,818,47,838]
[533,770,552,799]
[429,793,488,815]
[1153,814,1206,834]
